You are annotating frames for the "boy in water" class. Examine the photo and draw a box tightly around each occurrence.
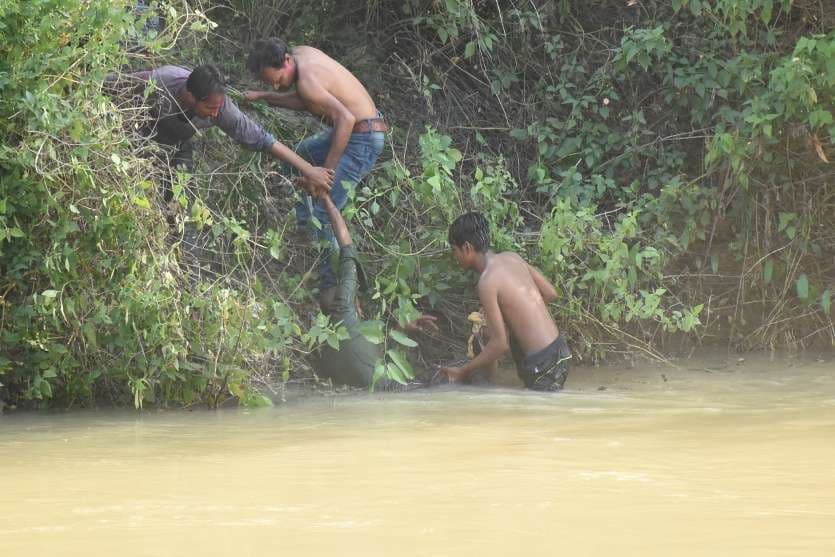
[441,212,571,391]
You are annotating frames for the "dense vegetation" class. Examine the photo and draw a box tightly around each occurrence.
[1,0,832,409]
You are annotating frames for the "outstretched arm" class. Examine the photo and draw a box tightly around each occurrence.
[243,90,307,111]
[212,97,334,195]
[441,279,509,382]
[320,194,352,248]
[268,141,333,195]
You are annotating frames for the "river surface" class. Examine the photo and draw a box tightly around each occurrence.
[2,354,835,556]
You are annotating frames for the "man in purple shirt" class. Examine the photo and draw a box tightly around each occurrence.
[111,64,333,201]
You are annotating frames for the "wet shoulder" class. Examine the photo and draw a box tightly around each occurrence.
[295,46,333,72]
[479,253,516,285]
[493,252,535,283]
[496,251,529,271]
[294,45,324,57]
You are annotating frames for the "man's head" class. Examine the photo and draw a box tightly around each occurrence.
[448,212,490,270]
[247,38,295,90]
[185,65,225,119]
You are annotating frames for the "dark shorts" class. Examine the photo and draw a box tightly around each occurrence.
[514,335,572,392]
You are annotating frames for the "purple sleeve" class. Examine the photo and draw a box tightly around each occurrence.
[104,69,153,95]
[214,98,277,151]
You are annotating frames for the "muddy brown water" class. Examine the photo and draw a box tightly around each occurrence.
[2,354,835,556]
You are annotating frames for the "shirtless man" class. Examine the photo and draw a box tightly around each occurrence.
[441,212,572,391]
[244,38,386,308]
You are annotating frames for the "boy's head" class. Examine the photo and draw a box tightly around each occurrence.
[247,37,295,90]
[186,65,225,119]
[448,212,490,269]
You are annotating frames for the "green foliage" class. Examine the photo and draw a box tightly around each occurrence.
[3,0,833,408]
[377,0,832,349]
[306,313,350,351]
[616,26,671,71]
[540,200,703,336]
[0,1,305,409]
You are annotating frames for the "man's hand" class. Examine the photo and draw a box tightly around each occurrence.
[301,167,334,196]
[403,314,439,334]
[440,366,467,383]
[294,175,331,198]
[294,176,313,194]
[242,90,265,103]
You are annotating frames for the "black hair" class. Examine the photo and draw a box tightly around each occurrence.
[186,65,225,101]
[247,38,289,75]
[448,212,490,252]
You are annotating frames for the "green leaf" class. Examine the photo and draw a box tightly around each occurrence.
[464,41,476,59]
[796,274,809,300]
[132,196,151,209]
[371,361,386,390]
[689,0,702,16]
[325,335,341,350]
[821,289,831,316]
[242,393,273,408]
[82,322,97,349]
[390,329,418,348]
[386,362,407,385]
[42,290,58,298]
[763,259,774,284]
[760,0,773,23]
[387,349,414,382]
[357,320,384,344]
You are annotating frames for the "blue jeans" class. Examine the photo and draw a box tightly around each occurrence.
[295,128,385,289]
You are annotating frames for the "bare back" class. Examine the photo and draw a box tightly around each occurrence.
[293,46,378,122]
[480,252,560,356]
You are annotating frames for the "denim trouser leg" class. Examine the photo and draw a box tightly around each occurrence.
[292,129,385,290]
[293,132,331,225]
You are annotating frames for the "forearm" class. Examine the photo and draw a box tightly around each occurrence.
[459,339,508,377]
[323,116,355,170]
[253,91,307,111]
[268,141,314,178]
[321,196,352,247]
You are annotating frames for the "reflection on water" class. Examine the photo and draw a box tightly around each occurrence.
[2,354,835,556]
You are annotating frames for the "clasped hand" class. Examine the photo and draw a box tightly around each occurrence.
[295,174,332,198]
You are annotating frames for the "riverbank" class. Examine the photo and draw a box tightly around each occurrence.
[1,1,831,410]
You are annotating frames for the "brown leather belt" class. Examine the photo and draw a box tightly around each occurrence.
[352,117,388,134]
